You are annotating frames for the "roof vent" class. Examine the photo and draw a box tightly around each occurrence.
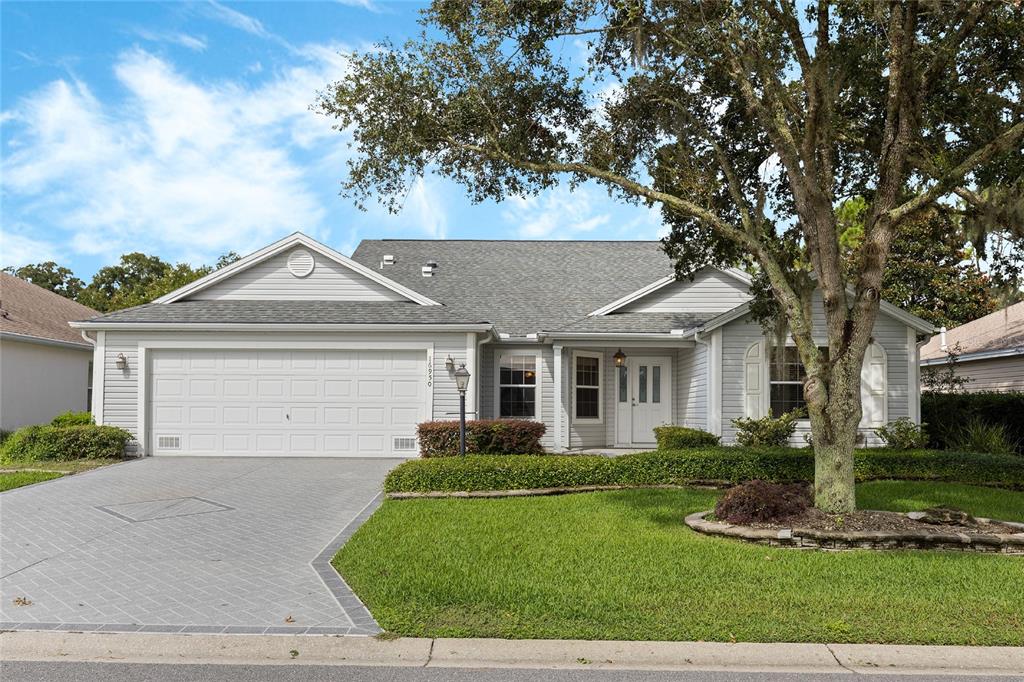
[381,254,396,268]
[422,261,438,277]
[287,249,315,278]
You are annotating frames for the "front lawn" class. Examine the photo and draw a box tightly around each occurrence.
[334,483,1024,645]
[0,470,64,491]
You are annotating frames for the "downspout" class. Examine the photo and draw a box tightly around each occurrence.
[79,330,102,425]
[474,330,496,419]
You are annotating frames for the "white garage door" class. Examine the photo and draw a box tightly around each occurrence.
[149,349,426,457]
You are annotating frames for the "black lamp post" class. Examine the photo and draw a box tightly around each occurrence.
[454,363,471,456]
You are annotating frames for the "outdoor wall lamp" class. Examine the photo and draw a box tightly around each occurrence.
[115,353,128,370]
[613,349,627,367]
[445,354,456,372]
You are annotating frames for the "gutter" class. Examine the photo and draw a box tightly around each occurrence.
[68,322,495,333]
[0,330,92,351]
[921,346,1024,365]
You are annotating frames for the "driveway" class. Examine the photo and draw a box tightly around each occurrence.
[0,457,398,634]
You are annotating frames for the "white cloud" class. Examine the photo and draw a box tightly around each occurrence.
[502,186,611,239]
[0,230,63,267]
[335,0,386,12]
[202,1,269,39]
[1,45,351,265]
[130,28,207,52]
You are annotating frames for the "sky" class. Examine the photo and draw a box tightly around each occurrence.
[1,1,664,281]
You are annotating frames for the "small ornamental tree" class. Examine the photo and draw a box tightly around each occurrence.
[319,1,1024,512]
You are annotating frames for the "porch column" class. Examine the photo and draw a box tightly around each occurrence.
[553,344,563,451]
[465,332,477,418]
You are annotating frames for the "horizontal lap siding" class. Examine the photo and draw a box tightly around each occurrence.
[187,247,408,301]
[675,345,707,430]
[620,269,751,313]
[720,292,912,447]
[945,357,1024,392]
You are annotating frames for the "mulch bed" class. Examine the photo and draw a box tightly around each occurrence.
[744,509,1020,535]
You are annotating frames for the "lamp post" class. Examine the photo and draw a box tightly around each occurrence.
[453,363,471,456]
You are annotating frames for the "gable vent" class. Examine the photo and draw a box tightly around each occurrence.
[393,436,417,452]
[157,435,181,450]
[287,249,315,278]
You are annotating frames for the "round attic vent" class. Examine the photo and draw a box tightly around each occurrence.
[287,249,315,278]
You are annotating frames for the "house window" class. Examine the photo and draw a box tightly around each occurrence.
[87,360,93,412]
[573,352,602,421]
[769,346,828,417]
[499,354,538,418]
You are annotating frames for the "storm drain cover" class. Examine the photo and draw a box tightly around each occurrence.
[96,496,234,523]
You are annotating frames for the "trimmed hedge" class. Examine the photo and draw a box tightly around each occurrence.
[654,426,720,449]
[0,424,132,463]
[384,447,1024,493]
[417,419,546,457]
[51,411,94,427]
[922,391,1024,454]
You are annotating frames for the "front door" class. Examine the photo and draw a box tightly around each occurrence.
[616,356,672,446]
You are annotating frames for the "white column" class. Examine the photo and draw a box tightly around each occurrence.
[92,331,105,425]
[707,329,723,436]
[553,344,563,451]
[908,327,921,423]
[465,332,478,418]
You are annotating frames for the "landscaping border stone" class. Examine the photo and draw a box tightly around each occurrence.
[684,510,1024,554]
[386,483,723,499]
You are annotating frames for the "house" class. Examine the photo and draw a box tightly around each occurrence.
[1,273,100,430]
[920,302,1024,393]
[71,233,935,456]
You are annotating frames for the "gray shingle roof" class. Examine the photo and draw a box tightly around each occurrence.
[546,312,714,335]
[1,272,99,345]
[82,300,486,325]
[350,240,675,336]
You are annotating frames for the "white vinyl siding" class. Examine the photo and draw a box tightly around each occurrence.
[619,269,751,314]
[187,247,409,302]
[675,344,707,430]
[478,344,555,450]
[721,290,912,446]
[929,356,1024,393]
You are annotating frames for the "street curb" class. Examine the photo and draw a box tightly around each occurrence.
[2,631,1022,675]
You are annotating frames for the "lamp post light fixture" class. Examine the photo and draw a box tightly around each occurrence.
[453,363,471,456]
[613,348,627,367]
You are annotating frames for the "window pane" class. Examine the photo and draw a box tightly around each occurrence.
[770,383,805,417]
[652,366,661,403]
[576,356,599,388]
[500,386,536,418]
[638,365,647,403]
[576,387,599,418]
[618,366,628,402]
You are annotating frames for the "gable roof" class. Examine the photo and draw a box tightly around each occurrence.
[920,302,1024,362]
[350,240,677,336]
[0,272,99,347]
[155,232,440,306]
[588,268,752,316]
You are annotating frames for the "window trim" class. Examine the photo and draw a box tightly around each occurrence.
[572,350,603,423]
[495,350,542,420]
[768,342,828,420]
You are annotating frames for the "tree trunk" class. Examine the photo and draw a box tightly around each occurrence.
[806,354,864,514]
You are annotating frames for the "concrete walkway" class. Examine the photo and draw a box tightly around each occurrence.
[2,631,1022,677]
[0,457,397,634]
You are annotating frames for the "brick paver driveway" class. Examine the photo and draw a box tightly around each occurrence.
[0,457,398,634]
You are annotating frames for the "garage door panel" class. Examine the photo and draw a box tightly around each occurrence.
[150,349,426,456]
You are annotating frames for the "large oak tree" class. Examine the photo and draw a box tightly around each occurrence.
[319,0,1024,512]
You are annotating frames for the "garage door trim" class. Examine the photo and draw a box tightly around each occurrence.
[137,340,435,456]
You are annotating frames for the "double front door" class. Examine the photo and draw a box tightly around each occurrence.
[615,355,672,446]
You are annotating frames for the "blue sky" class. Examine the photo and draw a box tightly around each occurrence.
[1,1,663,280]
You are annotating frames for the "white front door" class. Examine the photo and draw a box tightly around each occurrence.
[616,356,672,446]
[148,349,427,457]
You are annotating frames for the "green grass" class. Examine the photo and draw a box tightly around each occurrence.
[334,483,1024,645]
[0,458,122,474]
[857,481,1024,522]
[0,470,64,491]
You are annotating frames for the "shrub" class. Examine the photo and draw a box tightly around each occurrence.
[714,480,811,524]
[0,424,132,463]
[384,446,1024,493]
[953,418,1019,456]
[416,419,546,457]
[0,430,12,446]
[922,391,1024,454]
[875,418,929,450]
[51,411,94,427]
[732,408,804,447]
[654,426,720,449]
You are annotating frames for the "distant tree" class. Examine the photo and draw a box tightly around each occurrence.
[77,253,174,312]
[215,252,242,269]
[838,200,995,328]
[921,342,972,393]
[3,262,84,300]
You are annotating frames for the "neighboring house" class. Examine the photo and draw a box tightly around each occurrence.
[72,233,934,457]
[0,273,99,430]
[920,302,1024,393]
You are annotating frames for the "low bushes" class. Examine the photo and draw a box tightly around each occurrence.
[417,419,545,457]
[714,480,811,523]
[875,418,929,450]
[654,426,720,449]
[50,411,94,427]
[731,409,804,447]
[0,424,132,463]
[922,391,1024,454]
[384,447,1024,493]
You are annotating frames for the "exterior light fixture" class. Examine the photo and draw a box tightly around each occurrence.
[115,353,128,370]
[453,364,471,456]
[613,349,627,367]
[445,355,456,372]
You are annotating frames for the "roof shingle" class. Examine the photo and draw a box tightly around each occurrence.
[0,273,99,346]
[920,302,1024,360]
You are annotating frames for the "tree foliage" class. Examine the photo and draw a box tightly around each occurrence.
[320,0,1024,512]
[3,262,85,300]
